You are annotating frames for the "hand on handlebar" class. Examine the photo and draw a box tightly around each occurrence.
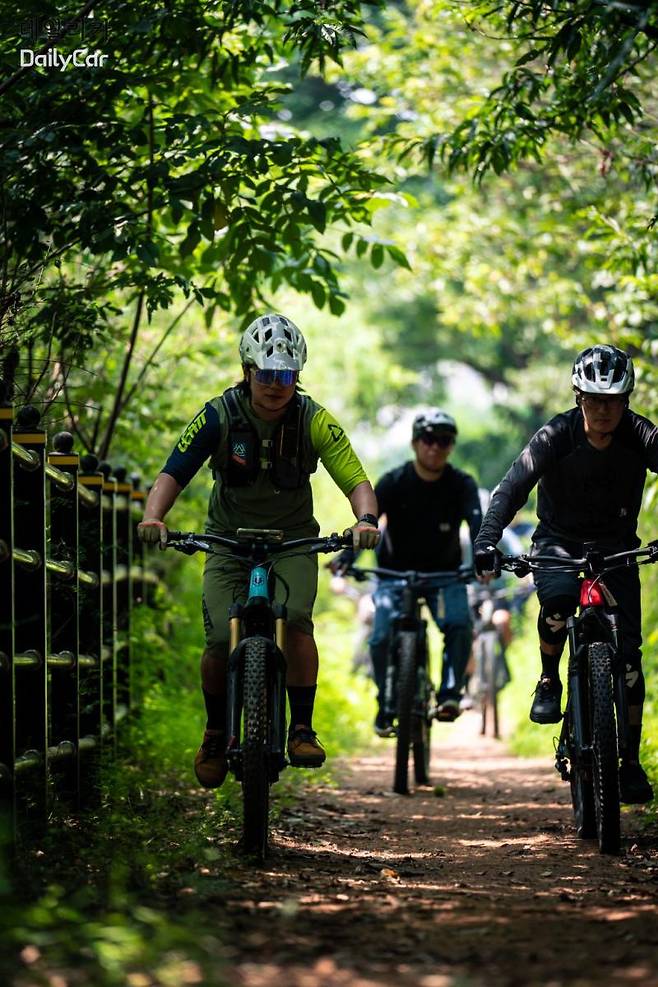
[474,545,502,581]
[326,547,356,575]
[137,517,168,547]
[344,522,380,551]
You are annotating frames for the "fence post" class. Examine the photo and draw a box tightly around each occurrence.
[130,473,146,607]
[0,399,15,836]
[12,405,48,831]
[46,431,80,805]
[113,466,133,720]
[78,453,104,790]
[98,461,117,747]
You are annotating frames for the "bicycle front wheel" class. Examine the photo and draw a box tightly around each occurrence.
[413,665,432,785]
[394,631,416,795]
[242,637,270,859]
[588,642,620,855]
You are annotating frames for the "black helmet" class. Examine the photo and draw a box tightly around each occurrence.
[572,344,634,395]
[412,409,458,441]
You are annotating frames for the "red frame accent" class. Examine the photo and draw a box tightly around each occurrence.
[580,578,605,607]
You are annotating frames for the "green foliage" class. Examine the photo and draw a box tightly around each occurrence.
[0,0,407,457]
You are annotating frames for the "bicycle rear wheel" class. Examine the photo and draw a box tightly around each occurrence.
[588,642,620,855]
[394,631,416,795]
[242,637,270,859]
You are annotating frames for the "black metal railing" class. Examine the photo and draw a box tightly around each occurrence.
[0,402,158,838]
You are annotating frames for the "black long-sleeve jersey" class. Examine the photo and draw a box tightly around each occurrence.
[476,407,658,552]
[375,461,482,572]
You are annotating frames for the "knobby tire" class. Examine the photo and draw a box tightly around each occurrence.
[394,631,417,795]
[242,637,270,860]
[588,642,621,854]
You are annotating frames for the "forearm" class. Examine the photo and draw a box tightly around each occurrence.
[142,472,182,521]
[347,480,378,520]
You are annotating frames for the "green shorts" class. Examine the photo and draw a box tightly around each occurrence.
[202,550,319,649]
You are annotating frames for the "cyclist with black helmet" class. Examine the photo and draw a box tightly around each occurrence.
[475,344,658,803]
[334,409,482,734]
[137,314,380,788]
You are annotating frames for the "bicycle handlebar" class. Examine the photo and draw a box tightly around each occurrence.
[499,543,658,579]
[165,529,354,558]
[345,564,475,586]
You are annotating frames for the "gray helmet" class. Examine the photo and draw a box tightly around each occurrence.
[412,408,458,440]
[239,313,307,371]
[572,344,634,395]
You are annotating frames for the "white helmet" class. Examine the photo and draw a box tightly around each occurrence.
[572,344,634,395]
[239,313,307,371]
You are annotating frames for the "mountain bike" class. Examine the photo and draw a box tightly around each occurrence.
[345,565,473,795]
[470,585,511,739]
[500,541,658,854]
[166,527,352,860]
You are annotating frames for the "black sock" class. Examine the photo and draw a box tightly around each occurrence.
[626,724,642,763]
[540,650,561,682]
[203,689,226,733]
[287,685,317,732]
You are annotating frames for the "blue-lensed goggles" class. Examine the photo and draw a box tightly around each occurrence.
[254,368,298,386]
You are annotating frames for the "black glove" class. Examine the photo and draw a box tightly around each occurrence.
[648,539,658,561]
[328,547,355,575]
[474,545,502,578]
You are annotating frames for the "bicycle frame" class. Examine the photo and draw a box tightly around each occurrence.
[167,527,351,785]
[500,541,657,852]
[557,579,628,778]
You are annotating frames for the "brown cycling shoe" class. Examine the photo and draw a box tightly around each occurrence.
[194,729,228,789]
[287,726,326,768]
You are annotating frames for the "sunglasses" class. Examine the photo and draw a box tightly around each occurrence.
[579,393,626,409]
[419,433,454,448]
[254,369,298,387]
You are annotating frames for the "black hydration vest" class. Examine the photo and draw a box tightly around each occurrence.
[217,386,316,490]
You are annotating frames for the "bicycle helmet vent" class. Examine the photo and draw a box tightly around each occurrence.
[412,409,458,440]
[572,344,634,394]
[240,313,308,371]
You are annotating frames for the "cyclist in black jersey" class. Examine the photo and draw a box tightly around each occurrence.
[334,409,483,734]
[474,345,658,803]
[137,314,380,788]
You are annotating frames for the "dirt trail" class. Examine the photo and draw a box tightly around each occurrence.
[217,712,658,987]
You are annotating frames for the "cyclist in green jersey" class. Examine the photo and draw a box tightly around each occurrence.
[137,314,379,788]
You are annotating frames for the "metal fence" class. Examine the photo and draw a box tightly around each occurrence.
[0,402,158,838]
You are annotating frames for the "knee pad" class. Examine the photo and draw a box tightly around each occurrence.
[537,595,576,645]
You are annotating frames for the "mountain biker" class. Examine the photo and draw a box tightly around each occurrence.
[333,409,482,735]
[137,314,380,788]
[474,344,658,803]
[461,508,530,708]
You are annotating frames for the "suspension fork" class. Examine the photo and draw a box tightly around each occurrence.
[270,604,288,773]
[566,615,590,754]
[608,611,629,760]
